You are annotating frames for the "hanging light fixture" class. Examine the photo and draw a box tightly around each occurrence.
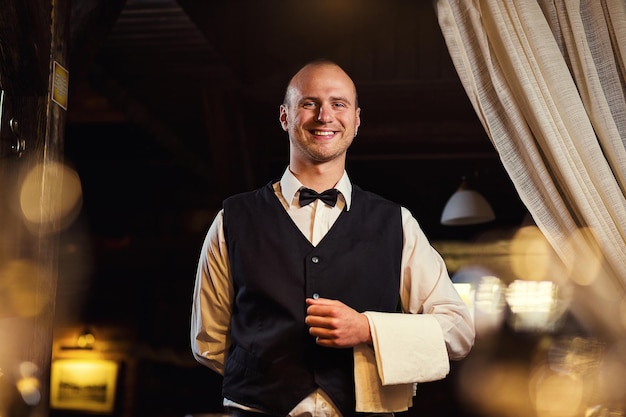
[440,177,495,226]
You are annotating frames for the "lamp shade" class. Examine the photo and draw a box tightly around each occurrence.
[441,184,495,226]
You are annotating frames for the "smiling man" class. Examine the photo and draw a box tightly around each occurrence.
[191,59,474,417]
[280,61,360,174]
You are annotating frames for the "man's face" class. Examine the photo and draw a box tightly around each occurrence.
[279,64,361,165]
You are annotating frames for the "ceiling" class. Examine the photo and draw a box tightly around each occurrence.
[64,0,526,247]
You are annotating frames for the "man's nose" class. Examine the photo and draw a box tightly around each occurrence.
[316,104,333,122]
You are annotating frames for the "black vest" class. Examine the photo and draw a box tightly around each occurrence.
[222,181,403,416]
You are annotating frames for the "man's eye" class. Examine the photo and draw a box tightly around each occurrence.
[302,102,317,109]
[333,102,347,108]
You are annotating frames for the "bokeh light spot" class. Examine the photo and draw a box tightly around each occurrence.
[510,226,560,282]
[19,161,82,234]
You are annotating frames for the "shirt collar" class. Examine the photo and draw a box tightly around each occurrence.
[280,167,353,210]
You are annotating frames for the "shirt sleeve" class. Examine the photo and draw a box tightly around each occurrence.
[190,209,233,375]
[365,207,475,384]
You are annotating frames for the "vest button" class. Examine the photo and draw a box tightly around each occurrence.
[311,256,319,264]
[312,293,320,299]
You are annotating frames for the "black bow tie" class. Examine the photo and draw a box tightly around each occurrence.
[299,187,340,207]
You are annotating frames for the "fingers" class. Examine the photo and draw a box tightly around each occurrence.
[306,297,340,317]
[304,297,369,348]
[305,298,343,346]
[308,323,343,348]
[305,297,339,307]
[304,300,338,330]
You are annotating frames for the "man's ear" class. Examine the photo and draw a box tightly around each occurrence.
[279,105,289,132]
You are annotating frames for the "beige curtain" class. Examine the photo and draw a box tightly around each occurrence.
[435,0,626,338]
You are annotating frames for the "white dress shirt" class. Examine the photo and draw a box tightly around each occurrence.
[191,168,475,416]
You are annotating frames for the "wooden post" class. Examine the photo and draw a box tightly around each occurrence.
[0,0,70,416]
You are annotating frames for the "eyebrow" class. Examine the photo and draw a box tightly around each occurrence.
[299,96,353,105]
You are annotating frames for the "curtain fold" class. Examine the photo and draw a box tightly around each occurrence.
[435,0,626,338]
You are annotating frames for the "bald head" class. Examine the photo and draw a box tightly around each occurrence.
[283,60,359,108]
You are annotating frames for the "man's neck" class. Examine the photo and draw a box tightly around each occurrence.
[288,160,345,192]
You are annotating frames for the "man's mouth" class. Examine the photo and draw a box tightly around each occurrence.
[310,130,336,136]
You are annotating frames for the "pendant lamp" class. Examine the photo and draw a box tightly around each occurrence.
[440,177,495,226]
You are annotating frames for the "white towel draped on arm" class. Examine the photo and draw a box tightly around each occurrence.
[353,312,449,412]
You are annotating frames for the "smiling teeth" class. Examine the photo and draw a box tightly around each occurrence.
[313,131,334,136]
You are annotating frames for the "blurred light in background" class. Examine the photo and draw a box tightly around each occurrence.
[453,267,510,336]
[17,361,41,406]
[76,329,96,350]
[450,222,626,417]
[510,225,565,283]
[0,159,87,414]
[596,341,626,409]
[474,276,507,335]
[530,363,585,417]
[49,358,119,413]
[505,280,569,332]
[457,355,534,417]
[563,227,603,287]
[18,161,82,235]
[0,259,49,318]
[458,335,626,417]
